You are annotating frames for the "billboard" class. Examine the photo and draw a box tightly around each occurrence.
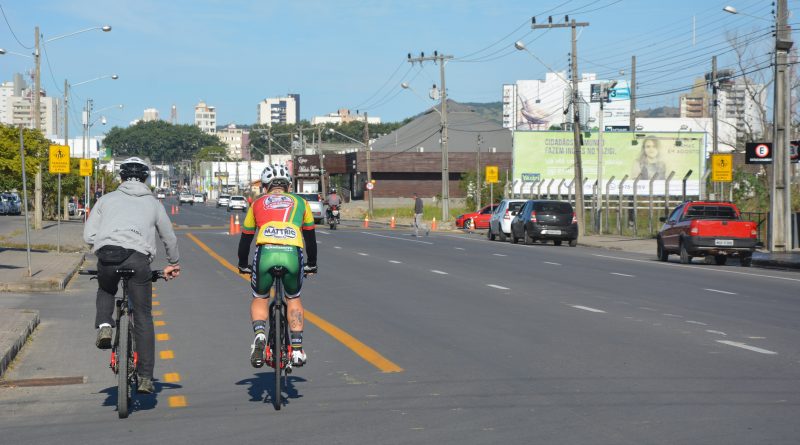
[513,131,705,196]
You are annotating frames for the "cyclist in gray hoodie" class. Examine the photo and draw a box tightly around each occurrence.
[83,157,180,394]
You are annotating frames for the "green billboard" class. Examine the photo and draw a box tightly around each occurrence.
[514,131,705,184]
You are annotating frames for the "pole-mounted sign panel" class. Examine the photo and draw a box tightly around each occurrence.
[711,154,733,182]
[485,165,499,183]
[745,142,772,164]
[49,145,70,174]
[79,159,93,176]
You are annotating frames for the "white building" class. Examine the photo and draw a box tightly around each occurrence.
[0,73,60,137]
[257,94,300,126]
[143,108,160,122]
[311,108,380,125]
[503,72,631,131]
[194,101,217,134]
[217,124,250,159]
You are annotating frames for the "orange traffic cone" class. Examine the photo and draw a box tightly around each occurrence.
[363,215,369,228]
[171,205,175,215]
[390,216,396,229]
[229,215,235,235]
[431,217,437,231]
[234,214,241,234]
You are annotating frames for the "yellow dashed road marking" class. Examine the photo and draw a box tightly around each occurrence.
[154,320,166,327]
[153,310,163,316]
[152,301,160,306]
[185,232,403,373]
[163,372,181,383]
[160,350,174,359]
[156,333,170,341]
[168,395,187,407]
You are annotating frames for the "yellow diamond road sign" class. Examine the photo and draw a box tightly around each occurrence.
[49,145,70,174]
[711,154,733,182]
[485,165,499,184]
[79,159,93,177]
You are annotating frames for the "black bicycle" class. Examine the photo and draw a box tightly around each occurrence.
[241,265,311,410]
[80,268,165,419]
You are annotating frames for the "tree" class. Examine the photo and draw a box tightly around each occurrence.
[103,121,222,163]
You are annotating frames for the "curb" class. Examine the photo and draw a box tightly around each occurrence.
[0,309,40,378]
[0,252,85,293]
[752,258,800,270]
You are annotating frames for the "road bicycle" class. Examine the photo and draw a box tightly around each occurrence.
[241,264,311,410]
[80,268,165,419]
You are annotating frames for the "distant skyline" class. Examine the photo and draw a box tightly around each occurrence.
[0,0,785,135]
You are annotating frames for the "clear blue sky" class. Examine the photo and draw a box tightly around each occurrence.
[0,0,788,135]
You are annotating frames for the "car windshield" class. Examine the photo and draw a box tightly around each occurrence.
[684,205,739,220]
[534,202,573,214]
[230,197,245,201]
[508,202,525,213]
[220,195,230,199]
[298,193,320,202]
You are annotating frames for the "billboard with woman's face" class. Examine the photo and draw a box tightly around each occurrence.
[513,131,705,196]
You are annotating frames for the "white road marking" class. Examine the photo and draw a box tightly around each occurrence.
[363,231,434,244]
[431,270,448,275]
[748,336,766,339]
[543,261,561,266]
[663,313,682,318]
[317,230,331,235]
[686,320,708,326]
[454,247,465,250]
[441,234,485,242]
[592,253,800,282]
[389,260,402,264]
[704,288,737,295]
[610,272,635,277]
[487,284,510,290]
[570,305,606,313]
[706,330,727,336]
[358,252,369,256]
[493,253,507,257]
[334,246,342,249]
[717,340,777,355]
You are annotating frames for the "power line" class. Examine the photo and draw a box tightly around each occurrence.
[0,4,32,49]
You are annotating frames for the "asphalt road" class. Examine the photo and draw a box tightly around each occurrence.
[1,197,799,444]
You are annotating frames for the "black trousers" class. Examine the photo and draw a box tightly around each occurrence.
[94,251,155,379]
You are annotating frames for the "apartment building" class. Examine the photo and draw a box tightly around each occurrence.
[194,101,217,134]
[217,124,250,160]
[256,94,300,126]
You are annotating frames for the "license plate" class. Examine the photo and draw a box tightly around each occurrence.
[541,229,561,235]
[715,239,734,246]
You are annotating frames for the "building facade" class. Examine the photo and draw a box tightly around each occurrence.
[311,108,381,125]
[194,101,217,134]
[256,94,300,126]
[217,124,250,160]
[143,108,160,122]
[0,73,60,137]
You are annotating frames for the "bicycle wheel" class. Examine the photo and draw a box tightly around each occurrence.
[117,314,131,419]
[271,300,283,410]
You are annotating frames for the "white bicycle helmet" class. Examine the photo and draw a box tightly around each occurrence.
[119,157,150,182]
[260,163,292,189]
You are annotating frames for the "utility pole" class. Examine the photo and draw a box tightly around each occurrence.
[630,55,636,132]
[533,17,589,239]
[407,51,454,222]
[33,26,42,230]
[771,0,793,252]
[317,126,326,196]
[476,133,482,211]
[364,113,373,217]
[711,56,720,198]
[267,126,273,165]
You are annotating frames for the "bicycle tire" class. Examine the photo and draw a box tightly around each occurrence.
[272,300,283,410]
[117,314,130,419]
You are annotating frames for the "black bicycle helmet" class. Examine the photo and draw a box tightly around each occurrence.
[119,157,150,182]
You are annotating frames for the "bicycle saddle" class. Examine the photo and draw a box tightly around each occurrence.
[268,266,288,277]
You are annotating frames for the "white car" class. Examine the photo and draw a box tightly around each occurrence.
[217,194,231,208]
[227,195,248,212]
[193,194,204,204]
[156,190,166,199]
[179,193,194,205]
[297,193,325,224]
[487,199,526,242]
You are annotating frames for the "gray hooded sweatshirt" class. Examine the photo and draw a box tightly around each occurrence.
[83,180,180,264]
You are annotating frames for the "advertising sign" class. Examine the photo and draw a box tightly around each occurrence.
[711,154,733,182]
[791,141,799,163]
[513,131,704,196]
[485,165,499,183]
[48,145,70,174]
[79,159,93,176]
[745,142,772,164]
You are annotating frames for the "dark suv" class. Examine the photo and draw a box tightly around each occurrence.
[510,200,578,246]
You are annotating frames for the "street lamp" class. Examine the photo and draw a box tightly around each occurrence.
[401,81,450,222]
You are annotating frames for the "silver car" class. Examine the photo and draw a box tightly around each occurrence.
[227,195,248,212]
[487,199,526,242]
[297,193,325,224]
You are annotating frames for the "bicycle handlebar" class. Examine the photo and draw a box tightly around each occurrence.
[79,269,167,282]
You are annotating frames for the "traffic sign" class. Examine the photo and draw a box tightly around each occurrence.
[79,159,93,176]
[365,182,374,190]
[791,140,799,163]
[745,142,772,164]
[485,165,499,183]
[711,154,733,182]
[48,145,70,174]
[214,171,229,178]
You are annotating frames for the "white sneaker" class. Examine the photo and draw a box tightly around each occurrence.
[291,349,307,366]
[250,333,266,368]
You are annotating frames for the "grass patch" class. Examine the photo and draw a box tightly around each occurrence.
[363,206,470,221]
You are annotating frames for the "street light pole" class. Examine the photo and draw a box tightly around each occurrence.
[771,0,793,251]
[364,113,373,217]
[33,26,42,230]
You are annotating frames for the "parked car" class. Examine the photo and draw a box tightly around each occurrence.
[487,199,526,241]
[67,198,77,216]
[156,189,166,199]
[297,193,325,224]
[227,195,248,212]
[510,200,578,246]
[193,193,204,204]
[179,192,194,205]
[1,193,21,215]
[656,201,758,266]
[0,198,7,215]
[456,204,498,230]
[217,194,231,208]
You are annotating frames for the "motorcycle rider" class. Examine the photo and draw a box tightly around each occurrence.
[238,164,317,368]
[325,187,342,222]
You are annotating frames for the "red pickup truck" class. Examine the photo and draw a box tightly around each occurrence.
[656,201,759,266]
